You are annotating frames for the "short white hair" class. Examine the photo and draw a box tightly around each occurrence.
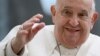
[55,0,96,11]
[92,0,96,11]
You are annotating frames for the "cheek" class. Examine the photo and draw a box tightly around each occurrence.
[80,19,92,31]
[54,14,67,25]
[54,15,67,36]
[79,21,91,39]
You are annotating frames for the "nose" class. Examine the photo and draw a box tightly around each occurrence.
[68,17,79,27]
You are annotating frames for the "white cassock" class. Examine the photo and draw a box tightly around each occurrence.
[0,25,100,56]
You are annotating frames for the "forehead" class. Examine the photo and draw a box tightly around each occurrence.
[57,0,92,11]
[57,0,92,5]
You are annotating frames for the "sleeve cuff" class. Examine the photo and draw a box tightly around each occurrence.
[6,40,28,56]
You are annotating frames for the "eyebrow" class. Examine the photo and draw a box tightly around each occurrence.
[63,6,73,9]
[64,6,88,12]
[81,10,88,13]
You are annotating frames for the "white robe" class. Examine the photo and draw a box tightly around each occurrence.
[0,25,100,56]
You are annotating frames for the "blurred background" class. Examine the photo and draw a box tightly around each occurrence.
[0,0,100,41]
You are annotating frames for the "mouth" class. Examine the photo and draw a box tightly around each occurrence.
[65,27,80,33]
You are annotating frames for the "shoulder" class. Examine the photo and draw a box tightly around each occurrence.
[87,34,100,55]
[89,33,100,40]
[82,33,100,50]
[41,25,54,32]
[87,33,100,44]
[35,25,55,35]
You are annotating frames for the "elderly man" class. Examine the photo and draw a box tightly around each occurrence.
[0,0,100,56]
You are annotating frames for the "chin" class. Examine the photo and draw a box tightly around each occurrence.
[60,38,79,48]
[62,42,80,49]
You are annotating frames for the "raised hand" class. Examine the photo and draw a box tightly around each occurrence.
[11,14,45,54]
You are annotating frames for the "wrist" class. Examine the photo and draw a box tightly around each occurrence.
[11,37,24,54]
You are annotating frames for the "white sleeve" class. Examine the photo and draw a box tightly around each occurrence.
[6,40,28,56]
[0,25,21,43]
[0,25,28,56]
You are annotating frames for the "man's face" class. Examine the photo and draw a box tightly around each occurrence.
[51,0,97,48]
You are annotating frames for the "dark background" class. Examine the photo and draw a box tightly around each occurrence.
[0,0,100,41]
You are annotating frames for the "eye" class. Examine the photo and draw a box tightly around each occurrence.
[78,13,88,17]
[78,12,88,19]
[78,10,89,19]
[61,10,73,17]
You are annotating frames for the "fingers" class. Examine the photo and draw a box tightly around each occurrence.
[21,22,33,30]
[26,14,43,23]
[17,13,45,37]
[16,14,45,43]
[29,22,45,38]
[32,22,45,32]
[21,14,43,30]
[17,30,28,38]
[19,13,45,33]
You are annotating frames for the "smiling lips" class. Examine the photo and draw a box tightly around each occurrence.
[65,27,80,33]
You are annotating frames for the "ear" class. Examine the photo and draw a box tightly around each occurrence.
[51,5,56,16]
[91,12,98,29]
[51,5,56,24]
[91,12,98,25]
